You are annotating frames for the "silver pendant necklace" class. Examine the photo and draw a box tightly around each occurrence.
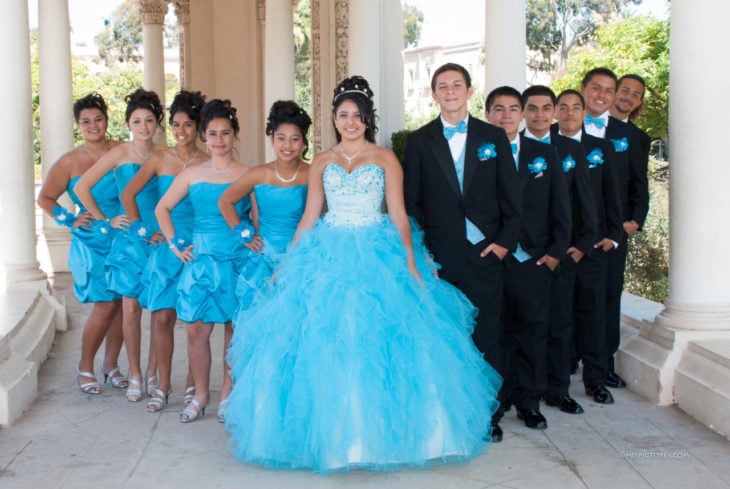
[174,147,199,170]
[336,142,369,165]
[274,160,302,183]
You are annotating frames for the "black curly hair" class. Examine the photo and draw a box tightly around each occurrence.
[124,88,164,125]
[73,92,109,122]
[266,100,313,159]
[169,90,206,126]
[199,99,240,140]
[331,75,378,143]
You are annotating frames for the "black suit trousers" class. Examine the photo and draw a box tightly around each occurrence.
[574,250,609,388]
[546,255,578,397]
[605,234,629,372]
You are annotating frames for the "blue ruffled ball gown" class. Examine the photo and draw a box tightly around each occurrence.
[225,163,502,473]
[66,173,122,303]
[176,182,251,324]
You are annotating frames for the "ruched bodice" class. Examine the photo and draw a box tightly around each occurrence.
[254,184,307,252]
[67,173,121,219]
[114,162,159,231]
[322,164,385,228]
[158,175,194,234]
[190,182,250,236]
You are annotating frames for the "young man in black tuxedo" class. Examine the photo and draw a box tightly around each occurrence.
[403,63,522,443]
[485,86,571,430]
[581,68,649,389]
[611,74,652,162]
[553,89,624,404]
[522,85,597,415]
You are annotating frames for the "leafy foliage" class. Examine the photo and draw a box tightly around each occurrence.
[526,0,642,74]
[552,15,669,140]
[403,4,424,48]
[94,1,143,66]
[294,0,312,119]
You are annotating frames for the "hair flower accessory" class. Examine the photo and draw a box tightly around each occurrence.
[587,148,604,168]
[128,220,149,241]
[52,206,77,227]
[562,155,576,173]
[527,157,547,175]
[611,137,629,152]
[477,142,497,161]
[233,221,256,244]
[92,219,112,236]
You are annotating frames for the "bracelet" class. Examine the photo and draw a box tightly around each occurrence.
[52,206,76,227]
[233,221,255,244]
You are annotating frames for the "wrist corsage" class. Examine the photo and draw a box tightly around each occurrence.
[233,221,255,244]
[168,234,191,251]
[52,206,77,227]
[127,220,149,242]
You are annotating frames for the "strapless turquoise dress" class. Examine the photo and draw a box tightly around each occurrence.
[142,174,194,311]
[66,174,121,303]
[176,182,251,323]
[233,184,307,314]
[105,162,158,304]
[225,164,502,473]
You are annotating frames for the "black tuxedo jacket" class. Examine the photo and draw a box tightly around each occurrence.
[557,124,622,243]
[604,116,650,227]
[536,131,597,256]
[514,134,571,260]
[403,116,522,281]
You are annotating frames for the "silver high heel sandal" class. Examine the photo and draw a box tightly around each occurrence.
[101,364,129,389]
[180,399,205,423]
[145,374,159,397]
[217,398,230,423]
[146,387,170,413]
[77,369,101,395]
[126,378,144,402]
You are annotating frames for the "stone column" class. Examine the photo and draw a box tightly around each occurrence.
[138,0,169,144]
[617,0,730,436]
[348,0,403,148]
[484,0,526,92]
[0,0,46,292]
[37,0,74,274]
[264,0,295,161]
[173,0,191,90]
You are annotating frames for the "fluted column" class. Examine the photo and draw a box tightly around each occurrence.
[656,0,730,330]
[0,0,46,293]
[37,0,73,273]
[173,0,191,90]
[484,0,526,92]
[348,0,403,147]
[264,0,295,161]
[138,0,168,144]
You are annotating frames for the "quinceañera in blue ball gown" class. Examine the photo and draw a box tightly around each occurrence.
[225,162,502,474]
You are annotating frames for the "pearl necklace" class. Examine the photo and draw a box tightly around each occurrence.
[335,142,369,165]
[174,147,199,170]
[274,160,302,183]
[132,144,153,163]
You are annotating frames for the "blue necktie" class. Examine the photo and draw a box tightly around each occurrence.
[511,142,518,155]
[585,114,606,129]
[538,135,550,144]
[443,120,468,140]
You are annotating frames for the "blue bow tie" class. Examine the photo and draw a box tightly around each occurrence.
[585,114,606,129]
[511,142,518,155]
[443,120,468,140]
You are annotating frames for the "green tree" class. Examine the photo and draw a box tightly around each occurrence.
[403,3,424,48]
[293,0,312,120]
[527,0,643,74]
[552,15,669,140]
[94,1,143,66]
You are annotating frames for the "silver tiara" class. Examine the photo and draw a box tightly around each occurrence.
[334,87,370,102]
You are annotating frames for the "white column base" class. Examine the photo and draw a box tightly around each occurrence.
[617,293,730,439]
[0,280,65,426]
[37,228,71,274]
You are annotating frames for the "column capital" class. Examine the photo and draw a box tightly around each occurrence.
[138,0,169,26]
[172,0,190,25]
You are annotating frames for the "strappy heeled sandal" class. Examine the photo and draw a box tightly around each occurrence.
[145,375,159,397]
[217,398,230,423]
[183,386,195,406]
[101,364,129,389]
[179,399,205,423]
[77,369,101,395]
[146,387,170,413]
[126,378,143,402]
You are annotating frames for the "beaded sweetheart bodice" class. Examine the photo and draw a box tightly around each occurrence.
[321,163,385,228]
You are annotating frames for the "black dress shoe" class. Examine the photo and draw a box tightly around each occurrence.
[585,384,615,404]
[544,395,584,414]
[490,422,503,442]
[516,408,548,429]
[606,371,627,388]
